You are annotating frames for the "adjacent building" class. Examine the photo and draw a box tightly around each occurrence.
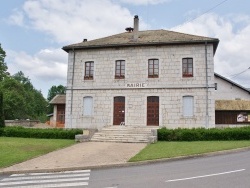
[214,73,250,125]
[62,16,219,129]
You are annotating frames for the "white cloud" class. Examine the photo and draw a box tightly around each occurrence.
[6,48,67,96]
[7,9,24,26]
[118,0,170,5]
[9,0,136,44]
[173,13,250,88]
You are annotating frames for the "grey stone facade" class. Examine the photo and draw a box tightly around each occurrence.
[65,44,216,129]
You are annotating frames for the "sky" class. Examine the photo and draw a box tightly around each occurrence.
[0,0,250,98]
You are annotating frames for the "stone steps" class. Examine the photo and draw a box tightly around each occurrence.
[91,126,158,143]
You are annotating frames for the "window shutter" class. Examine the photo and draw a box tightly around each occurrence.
[83,97,93,116]
[183,96,194,116]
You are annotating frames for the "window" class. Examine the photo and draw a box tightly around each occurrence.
[182,58,193,77]
[84,61,94,80]
[183,96,194,117]
[115,60,125,79]
[148,59,159,78]
[83,96,93,116]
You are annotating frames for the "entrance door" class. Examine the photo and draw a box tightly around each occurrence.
[113,96,125,125]
[147,96,159,126]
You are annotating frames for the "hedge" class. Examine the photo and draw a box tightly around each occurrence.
[1,126,82,139]
[158,127,250,141]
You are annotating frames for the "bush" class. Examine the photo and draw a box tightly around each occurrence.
[158,126,250,141]
[2,126,82,139]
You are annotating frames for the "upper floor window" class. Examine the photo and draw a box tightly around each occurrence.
[84,61,94,80]
[115,60,125,79]
[148,59,159,78]
[182,58,193,77]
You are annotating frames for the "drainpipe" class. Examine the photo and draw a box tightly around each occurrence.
[70,48,76,129]
[205,41,209,128]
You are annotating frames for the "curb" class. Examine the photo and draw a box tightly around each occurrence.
[1,146,250,175]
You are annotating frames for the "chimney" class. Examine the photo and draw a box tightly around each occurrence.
[133,15,139,41]
[83,39,87,42]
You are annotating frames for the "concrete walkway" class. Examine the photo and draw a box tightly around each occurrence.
[0,142,147,174]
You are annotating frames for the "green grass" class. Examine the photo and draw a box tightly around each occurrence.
[129,141,250,162]
[0,137,75,168]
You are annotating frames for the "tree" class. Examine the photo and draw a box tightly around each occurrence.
[12,71,33,90]
[47,85,66,113]
[0,91,5,127]
[47,85,66,101]
[0,43,8,81]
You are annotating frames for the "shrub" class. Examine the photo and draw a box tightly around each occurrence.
[2,126,82,139]
[158,126,250,141]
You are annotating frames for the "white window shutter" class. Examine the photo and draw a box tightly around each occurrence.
[183,96,194,117]
[83,97,93,116]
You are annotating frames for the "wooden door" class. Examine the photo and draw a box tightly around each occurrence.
[147,96,159,126]
[57,104,65,124]
[113,97,125,125]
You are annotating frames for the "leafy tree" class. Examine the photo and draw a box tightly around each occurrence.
[0,43,8,81]
[47,85,66,114]
[0,77,27,119]
[0,91,5,127]
[12,71,33,90]
[47,85,66,101]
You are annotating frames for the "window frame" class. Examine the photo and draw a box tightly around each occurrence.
[148,59,159,78]
[84,61,94,80]
[182,58,193,77]
[115,60,125,79]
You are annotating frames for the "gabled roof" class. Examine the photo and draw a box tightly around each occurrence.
[62,30,219,53]
[215,73,250,94]
[49,94,66,104]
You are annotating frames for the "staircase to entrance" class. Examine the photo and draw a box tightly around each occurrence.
[91,126,158,143]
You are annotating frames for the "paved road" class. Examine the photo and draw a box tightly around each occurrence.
[89,150,250,188]
[1,150,250,187]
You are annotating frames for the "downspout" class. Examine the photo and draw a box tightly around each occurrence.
[70,48,76,128]
[205,41,209,128]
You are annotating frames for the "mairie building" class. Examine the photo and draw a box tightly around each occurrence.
[62,16,219,130]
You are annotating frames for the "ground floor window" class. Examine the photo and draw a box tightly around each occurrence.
[83,96,93,116]
[183,96,194,117]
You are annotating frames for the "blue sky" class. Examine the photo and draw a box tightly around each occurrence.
[0,0,250,97]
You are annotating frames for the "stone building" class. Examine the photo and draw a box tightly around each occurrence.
[62,16,219,129]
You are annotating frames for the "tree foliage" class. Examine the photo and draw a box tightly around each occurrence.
[47,85,66,101]
[0,45,48,121]
[0,91,5,127]
[47,85,66,114]
[0,44,8,81]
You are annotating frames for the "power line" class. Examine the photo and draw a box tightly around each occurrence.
[172,0,231,30]
[229,67,250,79]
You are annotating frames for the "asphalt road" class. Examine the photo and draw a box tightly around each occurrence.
[89,150,250,188]
[1,150,250,188]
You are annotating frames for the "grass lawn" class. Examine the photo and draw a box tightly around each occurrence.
[0,137,75,168]
[129,141,250,162]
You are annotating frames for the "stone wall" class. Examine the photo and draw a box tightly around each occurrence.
[5,120,40,127]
